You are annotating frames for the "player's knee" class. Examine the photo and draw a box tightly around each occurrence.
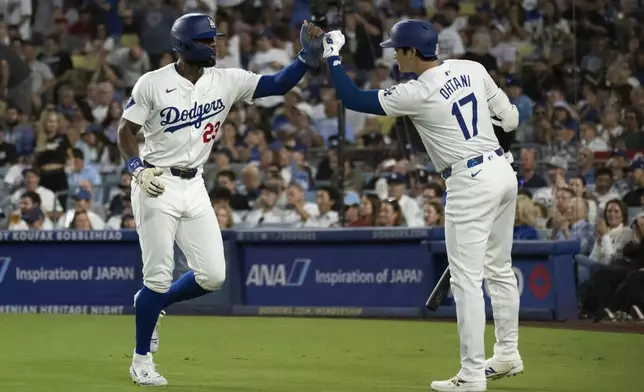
[195,267,226,291]
[143,278,172,294]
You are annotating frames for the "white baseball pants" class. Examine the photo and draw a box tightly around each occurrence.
[131,171,226,293]
[444,152,521,382]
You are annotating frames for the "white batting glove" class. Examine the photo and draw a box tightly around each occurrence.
[133,167,165,198]
[322,30,346,58]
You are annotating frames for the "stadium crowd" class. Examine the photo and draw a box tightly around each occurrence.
[0,0,643,303]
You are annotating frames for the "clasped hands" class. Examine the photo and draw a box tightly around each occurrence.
[298,22,347,67]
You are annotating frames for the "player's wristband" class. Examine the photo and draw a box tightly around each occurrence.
[127,157,144,175]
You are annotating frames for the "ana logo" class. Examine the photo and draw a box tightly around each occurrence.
[208,17,216,29]
[160,100,226,133]
[435,43,440,56]
[245,259,311,287]
[0,257,11,286]
[125,96,136,110]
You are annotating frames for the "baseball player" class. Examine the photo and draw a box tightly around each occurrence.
[117,13,323,386]
[322,21,522,391]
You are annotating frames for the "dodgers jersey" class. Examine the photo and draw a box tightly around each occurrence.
[377,60,518,172]
[122,63,262,168]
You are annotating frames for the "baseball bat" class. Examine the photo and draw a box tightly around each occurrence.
[425,267,451,311]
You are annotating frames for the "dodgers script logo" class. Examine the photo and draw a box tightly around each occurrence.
[160,99,226,133]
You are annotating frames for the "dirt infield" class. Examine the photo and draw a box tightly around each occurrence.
[523,319,644,334]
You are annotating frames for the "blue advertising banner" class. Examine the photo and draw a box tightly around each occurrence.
[0,235,141,315]
[242,242,433,307]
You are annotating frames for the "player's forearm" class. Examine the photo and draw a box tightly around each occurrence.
[252,59,308,99]
[117,118,141,161]
[326,56,386,116]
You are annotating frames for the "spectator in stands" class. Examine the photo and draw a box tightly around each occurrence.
[623,159,644,207]
[506,78,533,126]
[71,211,93,230]
[580,122,610,152]
[1,105,34,156]
[25,42,55,113]
[243,184,286,228]
[8,191,54,231]
[22,207,46,231]
[329,152,364,194]
[553,197,595,255]
[422,183,444,207]
[617,108,644,149]
[606,150,632,196]
[576,199,633,283]
[341,191,370,227]
[106,198,132,230]
[56,188,105,229]
[240,164,262,205]
[377,198,406,227]
[424,201,444,227]
[533,156,567,207]
[387,173,423,227]
[34,110,71,208]
[67,147,102,199]
[215,170,250,210]
[283,183,318,226]
[10,168,62,217]
[75,124,120,173]
[358,194,380,226]
[514,196,539,240]
[345,0,383,72]
[519,148,547,188]
[432,13,465,61]
[593,167,622,210]
[215,206,235,229]
[313,89,356,146]
[0,127,18,166]
[210,188,244,225]
[282,144,314,191]
[576,148,596,186]
[121,213,136,229]
[108,45,151,95]
[301,186,339,228]
[568,174,598,222]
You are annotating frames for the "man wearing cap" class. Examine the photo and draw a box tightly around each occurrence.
[387,172,424,227]
[342,191,370,227]
[8,191,55,231]
[623,159,644,207]
[606,149,632,197]
[505,78,533,125]
[55,188,106,229]
[432,13,465,61]
[329,151,365,194]
[21,208,46,230]
[242,184,287,227]
[532,156,568,207]
[67,148,103,202]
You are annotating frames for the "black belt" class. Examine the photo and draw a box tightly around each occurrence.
[143,160,198,179]
[441,147,504,180]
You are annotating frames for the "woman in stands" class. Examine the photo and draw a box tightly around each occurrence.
[358,194,380,226]
[424,201,444,227]
[376,198,406,227]
[513,195,539,240]
[575,199,632,284]
[215,205,235,229]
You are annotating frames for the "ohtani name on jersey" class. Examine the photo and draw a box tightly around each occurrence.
[160,99,226,133]
[439,74,471,100]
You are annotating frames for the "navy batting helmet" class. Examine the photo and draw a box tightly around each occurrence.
[171,13,224,63]
[380,19,439,59]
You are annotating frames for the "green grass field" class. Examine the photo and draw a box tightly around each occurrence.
[0,315,642,391]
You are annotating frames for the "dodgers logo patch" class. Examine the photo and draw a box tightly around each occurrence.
[160,99,226,133]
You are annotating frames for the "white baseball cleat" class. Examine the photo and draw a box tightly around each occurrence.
[430,377,486,391]
[129,351,168,387]
[484,358,524,380]
[133,290,165,354]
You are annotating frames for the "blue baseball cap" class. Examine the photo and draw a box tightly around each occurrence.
[387,172,407,184]
[630,159,644,171]
[73,188,92,201]
[343,191,360,206]
[83,123,103,134]
[22,207,44,223]
[612,149,628,158]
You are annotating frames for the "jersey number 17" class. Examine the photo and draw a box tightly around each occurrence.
[451,92,478,140]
